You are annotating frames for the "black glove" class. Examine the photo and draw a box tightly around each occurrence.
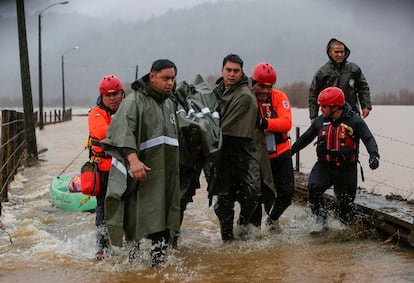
[369,154,379,170]
[291,142,298,154]
[256,115,268,130]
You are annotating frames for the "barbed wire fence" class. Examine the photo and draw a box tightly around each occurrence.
[293,124,414,199]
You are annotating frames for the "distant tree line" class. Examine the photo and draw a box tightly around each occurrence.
[282,84,414,107]
[281,84,414,108]
[371,89,414,105]
[207,76,414,108]
[1,81,414,108]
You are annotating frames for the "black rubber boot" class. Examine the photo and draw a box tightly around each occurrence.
[220,223,234,242]
[128,241,140,263]
[96,224,109,260]
[310,211,328,235]
[214,198,235,242]
[150,239,168,268]
[336,193,356,225]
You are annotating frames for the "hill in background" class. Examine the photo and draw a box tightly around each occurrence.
[1,0,413,107]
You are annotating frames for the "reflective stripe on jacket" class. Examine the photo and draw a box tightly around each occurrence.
[101,74,181,246]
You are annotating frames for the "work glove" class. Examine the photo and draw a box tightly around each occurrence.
[256,115,268,130]
[291,142,298,154]
[369,154,379,170]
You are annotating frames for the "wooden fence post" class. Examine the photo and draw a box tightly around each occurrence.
[295,127,300,172]
[1,110,12,202]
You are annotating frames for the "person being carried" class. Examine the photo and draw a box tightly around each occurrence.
[251,62,295,233]
[88,74,124,260]
[292,87,379,234]
[309,38,372,123]
[101,59,181,268]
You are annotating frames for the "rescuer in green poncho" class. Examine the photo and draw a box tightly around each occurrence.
[101,59,181,268]
[209,54,262,242]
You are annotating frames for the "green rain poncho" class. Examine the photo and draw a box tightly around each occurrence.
[101,74,181,246]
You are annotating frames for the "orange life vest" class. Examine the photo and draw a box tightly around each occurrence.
[317,121,357,166]
[87,106,113,171]
[258,89,292,159]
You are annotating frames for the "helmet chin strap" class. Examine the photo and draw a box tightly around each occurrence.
[328,106,340,120]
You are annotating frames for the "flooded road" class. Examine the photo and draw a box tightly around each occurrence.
[1,115,413,282]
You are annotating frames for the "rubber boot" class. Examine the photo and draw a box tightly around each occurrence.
[214,199,235,242]
[265,216,282,234]
[308,186,328,235]
[150,238,168,268]
[310,211,328,235]
[336,194,356,225]
[128,241,140,263]
[96,224,109,260]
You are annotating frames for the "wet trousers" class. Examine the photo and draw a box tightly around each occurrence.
[214,183,260,241]
[268,151,295,221]
[249,151,295,226]
[308,162,357,224]
[96,171,109,251]
[212,137,261,241]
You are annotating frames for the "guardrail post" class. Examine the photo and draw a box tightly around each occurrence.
[295,126,300,172]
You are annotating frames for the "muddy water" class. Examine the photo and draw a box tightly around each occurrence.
[0,115,413,282]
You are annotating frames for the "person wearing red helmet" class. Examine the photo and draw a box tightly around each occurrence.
[251,62,295,233]
[88,74,124,260]
[292,87,379,234]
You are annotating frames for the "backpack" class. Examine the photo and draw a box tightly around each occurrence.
[80,159,100,196]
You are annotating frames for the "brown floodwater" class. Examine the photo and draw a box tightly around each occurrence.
[0,116,413,283]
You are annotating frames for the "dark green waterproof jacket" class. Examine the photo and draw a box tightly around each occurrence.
[309,38,372,119]
[209,76,262,198]
[173,76,222,208]
[101,74,181,246]
[174,75,222,165]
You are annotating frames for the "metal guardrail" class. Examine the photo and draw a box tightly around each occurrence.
[0,110,26,216]
[34,108,73,127]
[0,108,72,216]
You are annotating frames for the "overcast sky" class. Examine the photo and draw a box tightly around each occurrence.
[65,0,220,21]
[1,0,413,105]
[1,0,221,22]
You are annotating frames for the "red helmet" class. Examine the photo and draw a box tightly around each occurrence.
[252,62,277,86]
[99,75,123,95]
[317,87,345,106]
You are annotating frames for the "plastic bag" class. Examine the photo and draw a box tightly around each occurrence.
[68,173,81,192]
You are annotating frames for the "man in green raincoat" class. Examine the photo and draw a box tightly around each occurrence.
[210,54,263,242]
[101,59,181,268]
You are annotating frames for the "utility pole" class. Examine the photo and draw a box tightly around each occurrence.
[16,0,38,160]
[38,1,69,129]
[61,46,78,119]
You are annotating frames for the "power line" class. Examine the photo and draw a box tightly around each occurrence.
[359,152,414,171]
[63,62,137,70]
[372,132,414,147]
